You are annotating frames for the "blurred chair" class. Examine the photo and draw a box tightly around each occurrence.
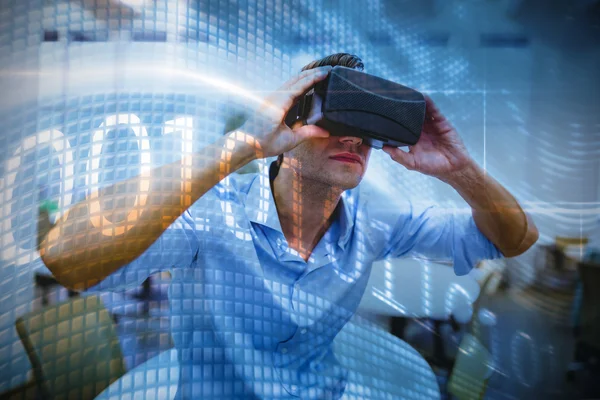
[446,333,493,400]
[0,380,37,400]
[16,295,126,400]
[446,272,498,400]
[469,272,498,342]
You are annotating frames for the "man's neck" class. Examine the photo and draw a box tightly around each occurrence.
[272,167,343,261]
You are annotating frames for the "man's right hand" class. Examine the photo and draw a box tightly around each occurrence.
[239,66,332,159]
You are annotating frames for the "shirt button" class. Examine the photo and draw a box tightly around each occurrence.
[281,347,288,354]
[300,328,307,334]
[290,385,297,393]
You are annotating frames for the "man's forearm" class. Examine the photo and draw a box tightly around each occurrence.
[40,130,258,291]
[441,162,539,257]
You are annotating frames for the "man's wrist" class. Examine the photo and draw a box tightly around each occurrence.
[228,129,263,161]
[440,161,486,196]
[220,130,262,179]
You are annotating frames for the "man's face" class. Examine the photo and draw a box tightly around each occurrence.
[284,128,372,190]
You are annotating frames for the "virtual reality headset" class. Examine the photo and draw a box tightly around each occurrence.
[284,66,426,149]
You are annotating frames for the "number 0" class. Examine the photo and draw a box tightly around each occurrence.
[0,129,74,264]
[85,114,151,236]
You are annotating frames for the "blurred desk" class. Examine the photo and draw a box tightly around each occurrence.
[95,316,440,400]
[533,243,581,292]
[358,258,480,320]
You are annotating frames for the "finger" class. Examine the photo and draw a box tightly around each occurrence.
[423,94,445,122]
[293,124,330,142]
[423,95,455,134]
[261,67,331,121]
[278,66,332,92]
[382,145,415,170]
[277,68,316,91]
[276,66,332,114]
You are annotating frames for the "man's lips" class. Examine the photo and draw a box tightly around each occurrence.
[329,153,363,165]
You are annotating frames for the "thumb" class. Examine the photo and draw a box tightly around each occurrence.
[293,124,330,142]
[382,145,415,170]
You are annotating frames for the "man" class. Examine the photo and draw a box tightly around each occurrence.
[40,53,538,399]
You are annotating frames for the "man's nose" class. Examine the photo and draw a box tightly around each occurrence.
[338,136,363,146]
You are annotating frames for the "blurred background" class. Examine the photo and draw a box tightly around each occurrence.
[0,0,599,399]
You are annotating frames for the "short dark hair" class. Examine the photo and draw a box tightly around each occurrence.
[275,53,365,171]
[300,53,364,72]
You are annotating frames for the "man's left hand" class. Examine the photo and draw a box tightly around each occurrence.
[382,94,473,181]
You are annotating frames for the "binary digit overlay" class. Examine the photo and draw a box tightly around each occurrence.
[0,1,598,399]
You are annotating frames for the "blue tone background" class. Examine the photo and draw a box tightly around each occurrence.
[0,0,599,395]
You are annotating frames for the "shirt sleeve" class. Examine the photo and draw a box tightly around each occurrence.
[85,209,199,292]
[374,199,504,276]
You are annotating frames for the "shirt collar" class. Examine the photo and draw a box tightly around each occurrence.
[244,161,356,249]
[244,161,284,233]
[337,190,355,250]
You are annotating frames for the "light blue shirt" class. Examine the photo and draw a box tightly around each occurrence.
[90,161,502,399]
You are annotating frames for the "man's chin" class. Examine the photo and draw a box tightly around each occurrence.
[302,171,363,191]
[328,174,363,191]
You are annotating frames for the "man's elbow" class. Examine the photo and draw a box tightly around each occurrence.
[501,224,540,258]
[40,256,73,291]
[40,253,94,292]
